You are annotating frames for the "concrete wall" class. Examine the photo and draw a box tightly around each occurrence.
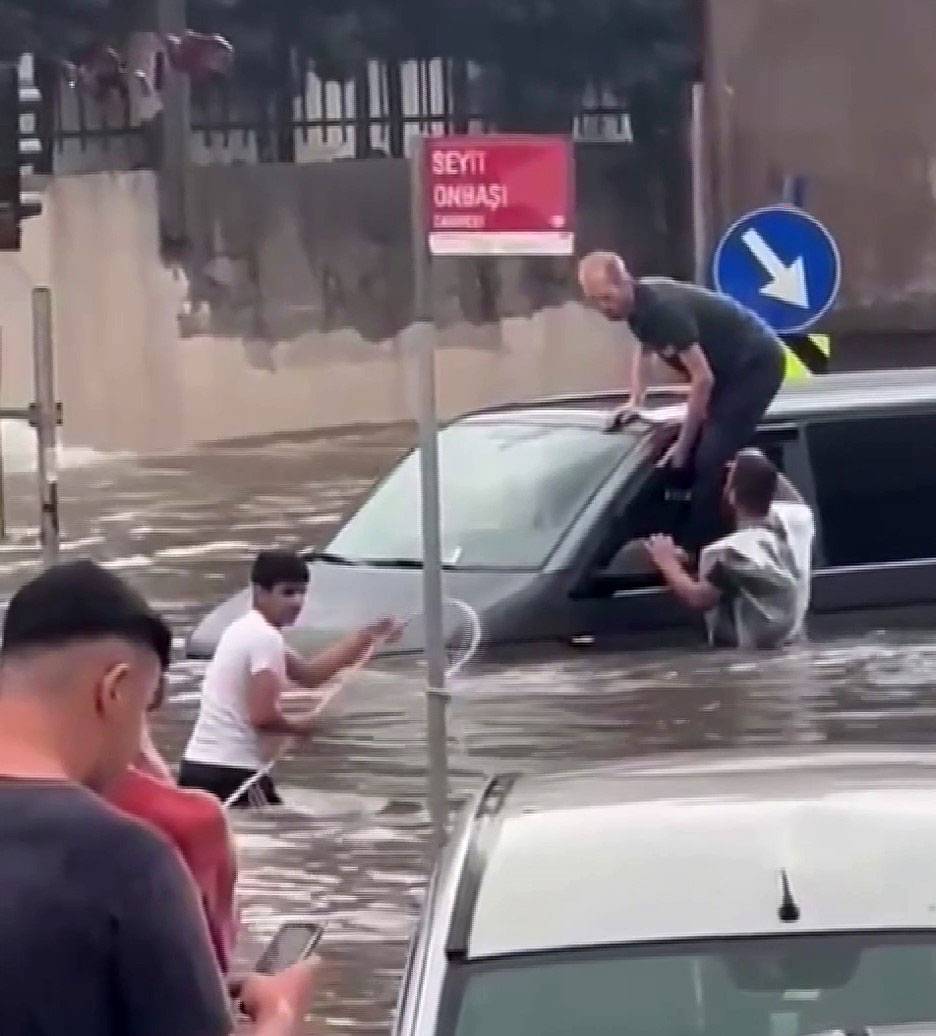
[0,161,665,454]
[705,0,936,348]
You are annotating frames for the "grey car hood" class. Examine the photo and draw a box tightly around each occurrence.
[186,559,538,659]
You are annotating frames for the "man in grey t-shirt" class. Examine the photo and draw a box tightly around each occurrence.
[580,252,786,549]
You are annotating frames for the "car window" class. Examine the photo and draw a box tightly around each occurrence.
[807,413,936,566]
[327,421,640,570]
[602,428,802,580]
[601,467,686,578]
[442,932,936,1036]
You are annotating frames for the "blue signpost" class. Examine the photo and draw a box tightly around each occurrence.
[712,206,841,334]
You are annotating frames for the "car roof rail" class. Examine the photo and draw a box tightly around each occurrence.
[445,773,519,959]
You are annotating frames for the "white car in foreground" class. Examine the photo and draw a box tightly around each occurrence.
[395,749,936,1036]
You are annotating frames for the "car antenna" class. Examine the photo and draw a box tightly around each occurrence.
[778,869,800,923]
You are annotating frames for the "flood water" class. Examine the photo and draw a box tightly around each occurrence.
[2,426,936,1034]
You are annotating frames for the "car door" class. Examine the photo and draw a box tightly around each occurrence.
[393,874,435,1036]
[807,410,936,613]
[564,424,811,646]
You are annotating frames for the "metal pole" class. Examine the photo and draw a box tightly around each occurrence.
[32,288,59,566]
[410,137,449,853]
[156,0,192,244]
[690,82,708,286]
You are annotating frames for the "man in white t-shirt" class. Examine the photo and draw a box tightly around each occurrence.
[646,449,815,649]
[180,550,399,806]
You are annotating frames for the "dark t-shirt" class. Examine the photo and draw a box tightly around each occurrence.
[0,779,232,1036]
[628,277,782,382]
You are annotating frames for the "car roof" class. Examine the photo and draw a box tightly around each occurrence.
[459,369,936,432]
[460,748,936,960]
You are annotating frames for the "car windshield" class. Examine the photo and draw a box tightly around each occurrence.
[442,933,936,1036]
[326,419,639,570]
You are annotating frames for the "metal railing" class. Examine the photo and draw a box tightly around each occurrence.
[49,56,631,173]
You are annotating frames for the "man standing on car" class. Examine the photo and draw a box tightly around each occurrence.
[579,252,786,550]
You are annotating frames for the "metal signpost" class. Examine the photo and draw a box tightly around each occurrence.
[0,291,62,559]
[411,134,574,852]
[409,140,449,853]
[32,288,60,567]
[712,205,841,334]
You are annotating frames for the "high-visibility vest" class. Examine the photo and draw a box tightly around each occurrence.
[782,333,831,381]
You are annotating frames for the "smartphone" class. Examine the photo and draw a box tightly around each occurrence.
[254,921,324,975]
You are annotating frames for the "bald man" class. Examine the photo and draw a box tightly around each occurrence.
[579,252,785,549]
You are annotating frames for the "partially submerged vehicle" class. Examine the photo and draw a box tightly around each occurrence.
[188,369,936,658]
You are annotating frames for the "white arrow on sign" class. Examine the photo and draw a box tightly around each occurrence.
[741,228,809,309]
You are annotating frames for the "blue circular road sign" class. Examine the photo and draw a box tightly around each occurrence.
[712,205,841,334]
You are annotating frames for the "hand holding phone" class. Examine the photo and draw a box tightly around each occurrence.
[240,958,320,1031]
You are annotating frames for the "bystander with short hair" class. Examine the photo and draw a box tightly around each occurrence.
[0,560,317,1035]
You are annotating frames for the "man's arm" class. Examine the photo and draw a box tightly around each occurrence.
[629,347,648,409]
[285,629,372,689]
[286,619,402,689]
[247,669,323,737]
[241,961,319,1036]
[664,343,714,468]
[249,620,401,738]
[607,349,649,430]
[646,534,722,612]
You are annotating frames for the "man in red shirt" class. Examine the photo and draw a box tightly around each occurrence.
[108,759,238,972]
[106,667,238,971]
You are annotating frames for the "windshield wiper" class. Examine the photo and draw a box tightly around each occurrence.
[305,550,358,566]
[365,557,423,569]
[309,552,462,570]
[357,557,462,571]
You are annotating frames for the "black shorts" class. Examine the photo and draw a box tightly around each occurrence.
[178,759,282,808]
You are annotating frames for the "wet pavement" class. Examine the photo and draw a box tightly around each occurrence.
[2,425,936,1034]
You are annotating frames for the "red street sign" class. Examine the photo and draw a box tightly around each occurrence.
[425,135,574,257]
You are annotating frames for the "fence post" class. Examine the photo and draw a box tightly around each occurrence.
[156,0,191,245]
[32,288,59,567]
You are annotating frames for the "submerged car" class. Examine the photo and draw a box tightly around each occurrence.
[394,748,936,1036]
[188,368,936,658]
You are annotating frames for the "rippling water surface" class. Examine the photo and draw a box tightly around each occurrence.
[2,427,936,1034]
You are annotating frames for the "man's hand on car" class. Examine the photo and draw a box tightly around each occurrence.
[365,617,404,645]
[657,439,692,470]
[644,534,690,575]
[605,404,639,432]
